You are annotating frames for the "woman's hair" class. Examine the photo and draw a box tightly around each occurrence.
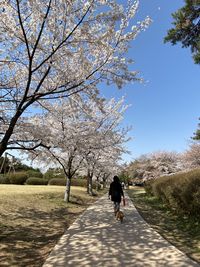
[113,175,120,182]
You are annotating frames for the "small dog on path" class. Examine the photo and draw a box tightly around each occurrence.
[116,210,124,223]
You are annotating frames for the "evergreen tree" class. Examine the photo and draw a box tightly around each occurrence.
[192,118,200,140]
[164,0,200,64]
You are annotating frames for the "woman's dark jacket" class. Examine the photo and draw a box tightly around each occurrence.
[109,181,124,202]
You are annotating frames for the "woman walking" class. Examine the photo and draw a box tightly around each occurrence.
[108,176,124,215]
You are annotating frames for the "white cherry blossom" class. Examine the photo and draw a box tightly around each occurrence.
[0,0,151,156]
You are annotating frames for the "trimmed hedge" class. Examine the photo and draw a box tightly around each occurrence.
[71,178,87,187]
[48,178,87,187]
[48,178,66,186]
[71,178,100,189]
[144,169,200,216]
[43,168,65,180]
[7,172,28,185]
[0,175,10,184]
[48,177,99,189]
[26,170,43,178]
[26,177,48,185]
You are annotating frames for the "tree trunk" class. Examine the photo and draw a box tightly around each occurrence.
[87,174,90,194]
[0,109,24,157]
[64,176,71,202]
[86,171,93,195]
[88,175,93,195]
[102,177,106,189]
[96,177,99,191]
[0,144,6,158]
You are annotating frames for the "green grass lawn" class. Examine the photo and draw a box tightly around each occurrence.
[0,185,105,267]
[128,187,200,264]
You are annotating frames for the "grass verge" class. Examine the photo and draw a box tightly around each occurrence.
[0,185,106,267]
[128,186,200,264]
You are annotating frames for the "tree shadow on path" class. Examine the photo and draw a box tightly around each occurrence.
[43,196,200,267]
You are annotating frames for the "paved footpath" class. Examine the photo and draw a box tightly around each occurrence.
[43,194,200,267]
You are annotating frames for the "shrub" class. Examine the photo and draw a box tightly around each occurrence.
[48,178,66,186]
[71,178,100,189]
[192,188,200,215]
[147,169,200,216]
[93,182,102,190]
[0,175,10,184]
[48,177,100,189]
[144,180,154,196]
[71,178,87,187]
[26,177,48,185]
[93,182,101,190]
[151,175,175,203]
[175,171,200,215]
[7,172,28,185]
[26,170,43,178]
[43,168,65,180]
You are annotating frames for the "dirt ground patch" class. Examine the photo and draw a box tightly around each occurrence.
[0,185,105,267]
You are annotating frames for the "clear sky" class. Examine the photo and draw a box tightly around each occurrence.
[100,0,200,163]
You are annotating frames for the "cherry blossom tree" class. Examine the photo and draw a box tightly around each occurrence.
[182,143,200,169]
[95,153,123,188]
[0,0,151,157]
[83,142,125,195]
[127,151,181,182]
[93,152,122,190]
[23,96,99,201]
[73,96,130,196]
[82,98,130,194]
[22,95,129,201]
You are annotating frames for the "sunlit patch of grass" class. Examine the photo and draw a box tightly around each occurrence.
[0,185,105,267]
[128,187,200,264]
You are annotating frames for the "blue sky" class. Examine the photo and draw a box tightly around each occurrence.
[101,0,200,163]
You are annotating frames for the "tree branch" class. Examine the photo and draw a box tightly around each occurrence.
[16,0,31,59]
[32,1,94,73]
[31,0,52,59]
